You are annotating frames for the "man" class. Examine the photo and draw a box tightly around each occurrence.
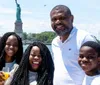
[50,5,96,85]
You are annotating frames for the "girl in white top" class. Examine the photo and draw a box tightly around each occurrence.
[78,41,100,85]
[0,32,23,71]
[5,41,54,85]
[0,32,23,85]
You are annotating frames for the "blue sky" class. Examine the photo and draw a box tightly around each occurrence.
[0,0,100,38]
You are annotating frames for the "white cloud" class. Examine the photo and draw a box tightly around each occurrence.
[0,16,100,39]
[0,6,32,15]
[74,23,100,39]
[0,19,53,36]
[0,5,100,40]
[0,7,15,14]
[0,17,100,40]
[23,19,52,33]
[0,20,15,35]
[22,11,33,15]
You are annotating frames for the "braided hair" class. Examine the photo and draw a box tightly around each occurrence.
[10,41,54,85]
[0,32,23,70]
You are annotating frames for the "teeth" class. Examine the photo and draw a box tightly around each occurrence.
[33,62,39,64]
[57,25,63,28]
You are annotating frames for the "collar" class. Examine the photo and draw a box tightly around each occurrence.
[4,60,16,71]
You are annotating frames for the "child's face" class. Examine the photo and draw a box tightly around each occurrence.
[5,35,18,59]
[29,46,42,71]
[78,46,99,75]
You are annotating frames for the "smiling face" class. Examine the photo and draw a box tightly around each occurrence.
[5,35,18,61]
[50,9,73,36]
[78,46,99,76]
[29,46,42,72]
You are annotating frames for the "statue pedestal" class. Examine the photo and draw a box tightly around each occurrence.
[14,20,23,39]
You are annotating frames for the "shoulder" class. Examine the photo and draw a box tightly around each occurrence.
[91,75,100,85]
[76,28,94,38]
[11,64,19,73]
[52,36,59,45]
[76,27,96,44]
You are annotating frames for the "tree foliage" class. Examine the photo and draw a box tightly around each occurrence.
[23,31,56,44]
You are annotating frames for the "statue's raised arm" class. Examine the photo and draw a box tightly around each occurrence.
[15,0,17,5]
[15,0,21,21]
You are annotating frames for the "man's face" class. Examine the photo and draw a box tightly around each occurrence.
[50,9,73,36]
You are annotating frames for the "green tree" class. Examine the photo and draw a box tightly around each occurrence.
[23,32,27,40]
[23,31,56,44]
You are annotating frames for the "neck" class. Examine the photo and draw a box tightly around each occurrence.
[60,27,73,42]
[86,69,100,76]
[5,55,14,63]
[60,34,69,43]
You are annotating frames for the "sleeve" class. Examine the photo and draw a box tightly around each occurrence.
[4,64,19,85]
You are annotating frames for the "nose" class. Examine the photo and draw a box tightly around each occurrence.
[55,19,61,24]
[82,57,88,61]
[34,56,39,60]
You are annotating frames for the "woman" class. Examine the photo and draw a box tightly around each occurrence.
[5,41,54,85]
[0,32,23,71]
[0,32,23,85]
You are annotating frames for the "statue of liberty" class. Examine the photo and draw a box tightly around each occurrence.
[15,0,21,21]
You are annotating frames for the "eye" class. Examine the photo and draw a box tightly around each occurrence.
[87,56,96,59]
[30,54,35,57]
[12,44,18,47]
[6,43,11,46]
[30,54,41,58]
[51,18,57,22]
[79,54,84,58]
[59,17,66,20]
[6,42,18,47]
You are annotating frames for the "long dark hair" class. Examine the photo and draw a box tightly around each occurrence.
[10,41,54,85]
[0,32,23,70]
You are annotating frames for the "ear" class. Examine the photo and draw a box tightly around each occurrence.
[70,15,74,23]
[97,57,100,70]
[98,57,100,63]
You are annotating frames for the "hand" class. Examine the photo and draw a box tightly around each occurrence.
[0,81,4,85]
[0,72,5,85]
